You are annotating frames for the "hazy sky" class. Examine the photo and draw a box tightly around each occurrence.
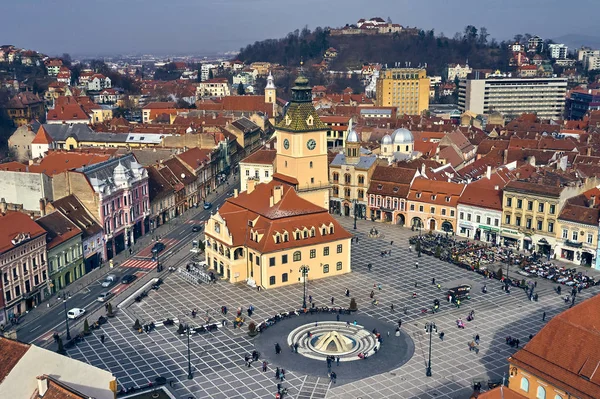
[3,0,599,56]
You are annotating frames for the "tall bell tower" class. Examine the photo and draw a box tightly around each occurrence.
[275,68,329,209]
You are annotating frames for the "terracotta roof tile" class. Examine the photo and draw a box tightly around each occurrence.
[36,211,82,249]
[28,151,111,177]
[0,212,46,253]
[407,177,465,206]
[475,386,527,399]
[509,294,600,399]
[31,125,53,145]
[241,149,277,165]
[50,195,102,237]
[0,337,30,384]
[176,147,212,170]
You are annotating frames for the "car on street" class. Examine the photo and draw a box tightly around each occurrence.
[101,274,117,287]
[67,308,86,320]
[97,292,114,302]
[152,242,166,253]
[203,202,212,210]
[121,274,137,284]
[192,225,202,232]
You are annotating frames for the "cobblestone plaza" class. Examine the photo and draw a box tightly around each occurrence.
[66,216,600,399]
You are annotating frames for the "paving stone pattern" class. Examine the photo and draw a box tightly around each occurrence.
[66,216,600,399]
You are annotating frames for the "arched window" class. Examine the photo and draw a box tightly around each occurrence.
[309,161,313,168]
[329,226,334,234]
[520,377,529,392]
[333,172,339,182]
[536,386,546,399]
[311,227,315,237]
[303,230,308,238]
[293,251,301,261]
[275,235,280,244]
[282,273,288,283]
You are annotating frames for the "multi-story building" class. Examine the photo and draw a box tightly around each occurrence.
[548,43,568,60]
[367,165,417,225]
[375,68,430,115]
[507,294,600,399]
[0,212,48,325]
[320,116,351,148]
[197,78,230,97]
[2,92,45,127]
[527,35,544,53]
[204,180,352,288]
[457,167,515,244]
[50,194,105,271]
[555,187,600,267]
[329,130,378,218]
[445,63,472,81]
[239,147,276,191]
[52,154,149,260]
[501,170,598,256]
[458,77,568,120]
[36,211,83,294]
[566,89,600,120]
[406,177,464,232]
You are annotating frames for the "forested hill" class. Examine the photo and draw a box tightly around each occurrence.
[237,26,513,76]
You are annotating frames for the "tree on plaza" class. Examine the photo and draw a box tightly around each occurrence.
[435,245,441,258]
[83,318,90,335]
[349,298,358,311]
[178,323,185,335]
[497,267,504,280]
[57,337,65,354]
[106,302,114,317]
[133,319,141,331]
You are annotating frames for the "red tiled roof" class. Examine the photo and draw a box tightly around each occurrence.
[36,211,82,249]
[28,151,111,176]
[31,125,53,145]
[214,181,351,253]
[273,172,299,186]
[241,149,277,165]
[176,147,212,170]
[475,386,527,399]
[46,104,89,122]
[0,337,30,384]
[509,294,600,399]
[0,212,46,253]
[407,177,465,206]
[0,161,29,172]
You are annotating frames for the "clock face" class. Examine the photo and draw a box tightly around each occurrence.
[307,139,316,150]
[283,139,290,150]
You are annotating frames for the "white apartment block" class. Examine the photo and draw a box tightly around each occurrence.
[458,77,568,120]
[548,44,568,60]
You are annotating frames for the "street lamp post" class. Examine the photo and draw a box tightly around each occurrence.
[424,321,437,377]
[62,294,71,340]
[353,199,358,230]
[299,265,310,309]
[506,250,512,280]
[186,324,193,379]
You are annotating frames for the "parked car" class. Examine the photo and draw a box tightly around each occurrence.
[203,202,213,210]
[101,274,117,288]
[97,292,114,302]
[121,274,137,284]
[152,242,166,253]
[67,308,86,320]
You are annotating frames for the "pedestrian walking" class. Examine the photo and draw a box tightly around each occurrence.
[262,361,268,372]
[129,247,132,255]
[309,295,313,303]
[275,343,281,354]
[409,245,412,252]
[370,290,374,299]
[336,356,340,366]
[390,240,394,245]
[542,311,546,321]
[439,331,445,341]
[331,296,335,305]
[367,263,372,272]
[100,334,105,343]
[390,303,394,312]
[415,262,419,269]
[345,288,350,297]
[475,334,480,344]
[378,284,382,290]
[432,278,435,285]
[398,319,402,328]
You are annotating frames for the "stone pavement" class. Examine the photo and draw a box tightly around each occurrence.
[12,183,231,334]
[64,216,600,399]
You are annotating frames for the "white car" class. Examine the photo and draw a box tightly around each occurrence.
[101,274,117,288]
[67,308,86,320]
[97,292,113,302]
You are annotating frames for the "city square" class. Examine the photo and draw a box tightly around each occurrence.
[64,216,600,399]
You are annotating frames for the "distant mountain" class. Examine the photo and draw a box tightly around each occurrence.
[552,34,600,50]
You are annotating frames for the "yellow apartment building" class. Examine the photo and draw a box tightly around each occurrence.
[204,180,352,289]
[375,68,430,115]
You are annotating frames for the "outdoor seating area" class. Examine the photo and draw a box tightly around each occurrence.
[409,233,598,291]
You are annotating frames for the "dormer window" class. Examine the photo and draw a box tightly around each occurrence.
[431,195,437,200]
[416,193,421,199]
[214,222,220,234]
[306,115,314,126]
[311,227,315,237]
[275,234,281,244]
[393,187,399,193]
[285,114,291,126]
[329,226,334,234]
[377,184,383,190]
[283,232,289,242]
[445,196,451,202]
[303,230,308,238]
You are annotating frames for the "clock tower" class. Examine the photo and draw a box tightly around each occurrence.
[275,72,329,209]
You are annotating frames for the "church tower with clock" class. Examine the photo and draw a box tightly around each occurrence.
[274,71,329,209]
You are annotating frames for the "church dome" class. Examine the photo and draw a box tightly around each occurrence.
[381,134,392,145]
[391,128,413,145]
[346,128,359,143]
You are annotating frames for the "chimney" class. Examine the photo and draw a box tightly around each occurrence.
[36,375,48,397]
[39,198,46,216]
[590,196,596,208]
[0,198,6,213]
[234,188,238,198]
[247,178,256,194]
[486,165,491,180]
[273,185,283,204]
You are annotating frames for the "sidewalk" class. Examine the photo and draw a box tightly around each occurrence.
[12,181,235,333]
